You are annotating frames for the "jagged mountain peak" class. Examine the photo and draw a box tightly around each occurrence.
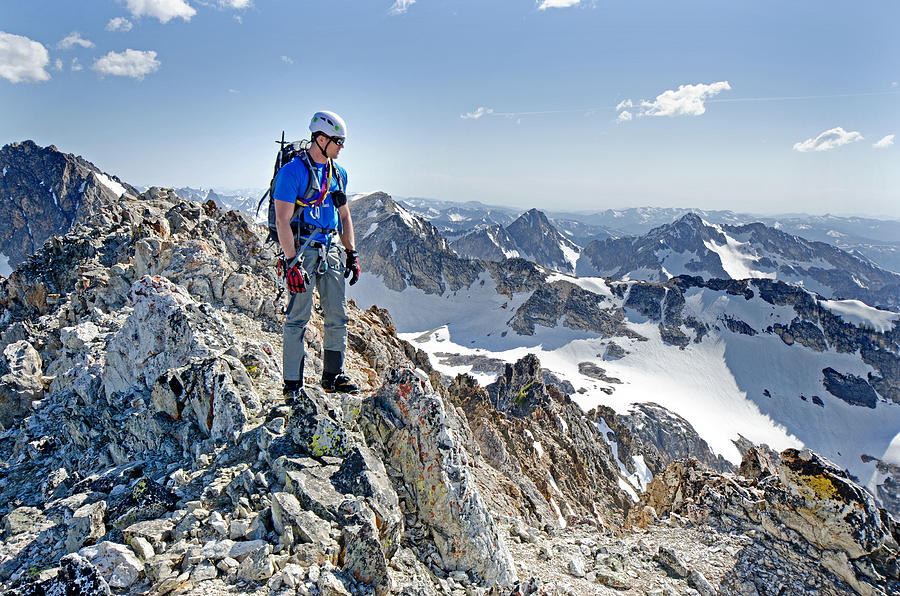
[0,141,137,276]
[351,191,482,294]
[508,207,554,231]
[451,206,581,274]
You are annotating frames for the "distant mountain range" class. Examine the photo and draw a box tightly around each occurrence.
[577,213,900,311]
[399,200,900,275]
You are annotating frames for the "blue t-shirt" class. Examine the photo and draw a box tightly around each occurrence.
[273,156,348,242]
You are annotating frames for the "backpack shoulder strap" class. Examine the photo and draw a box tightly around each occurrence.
[331,160,346,192]
[297,150,321,203]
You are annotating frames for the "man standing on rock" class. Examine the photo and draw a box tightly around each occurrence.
[274,110,360,395]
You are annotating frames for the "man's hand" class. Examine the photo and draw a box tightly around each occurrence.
[344,250,360,286]
[279,258,308,294]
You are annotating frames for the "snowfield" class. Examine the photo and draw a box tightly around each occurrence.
[820,298,900,333]
[94,172,126,198]
[0,252,12,277]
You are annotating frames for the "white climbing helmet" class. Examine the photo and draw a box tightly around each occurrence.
[309,110,347,139]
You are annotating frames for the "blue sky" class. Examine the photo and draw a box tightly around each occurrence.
[1,0,898,217]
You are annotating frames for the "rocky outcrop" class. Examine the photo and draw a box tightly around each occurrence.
[0,140,136,273]
[450,356,642,530]
[630,447,900,595]
[2,152,898,595]
[363,368,518,587]
[822,367,879,408]
[507,279,643,339]
[605,402,733,474]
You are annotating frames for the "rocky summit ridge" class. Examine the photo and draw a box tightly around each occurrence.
[0,151,897,594]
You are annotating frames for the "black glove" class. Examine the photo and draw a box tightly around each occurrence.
[279,258,307,294]
[344,250,360,286]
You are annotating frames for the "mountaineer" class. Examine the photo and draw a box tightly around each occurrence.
[273,110,360,395]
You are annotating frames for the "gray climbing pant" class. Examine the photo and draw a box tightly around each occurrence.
[282,242,348,382]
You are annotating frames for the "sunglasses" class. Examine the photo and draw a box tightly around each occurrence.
[328,136,346,147]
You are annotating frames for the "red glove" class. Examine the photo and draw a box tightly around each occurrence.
[279,258,307,294]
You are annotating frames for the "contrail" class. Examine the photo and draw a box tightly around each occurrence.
[476,90,900,119]
[709,90,900,103]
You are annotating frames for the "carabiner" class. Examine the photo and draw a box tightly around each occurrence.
[316,246,328,275]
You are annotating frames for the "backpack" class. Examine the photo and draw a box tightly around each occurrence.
[256,132,346,244]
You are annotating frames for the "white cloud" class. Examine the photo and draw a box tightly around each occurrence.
[390,0,415,15]
[461,107,494,120]
[873,134,894,149]
[219,0,251,7]
[0,31,51,83]
[228,88,239,94]
[538,0,581,9]
[280,55,293,65]
[615,99,632,111]
[123,0,196,23]
[72,58,83,72]
[106,17,135,32]
[792,127,864,152]
[57,32,95,50]
[92,49,160,80]
[54,59,63,70]
[893,82,898,88]
[616,110,632,123]
[639,81,731,117]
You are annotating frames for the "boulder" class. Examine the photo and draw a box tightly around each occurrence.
[287,388,354,457]
[107,477,178,529]
[341,522,392,594]
[65,501,107,552]
[654,545,689,578]
[331,444,403,556]
[78,541,144,589]
[772,448,895,558]
[18,553,113,596]
[102,276,234,402]
[284,469,345,522]
[271,491,331,544]
[3,506,49,535]
[0,340,44,428]
[151,353,261,441]
[60,321,100,350]
[236,544,274,581]
[122,518,175,544]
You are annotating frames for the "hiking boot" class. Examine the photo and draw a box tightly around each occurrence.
[321,372,359,394]
[283,379,302,403]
